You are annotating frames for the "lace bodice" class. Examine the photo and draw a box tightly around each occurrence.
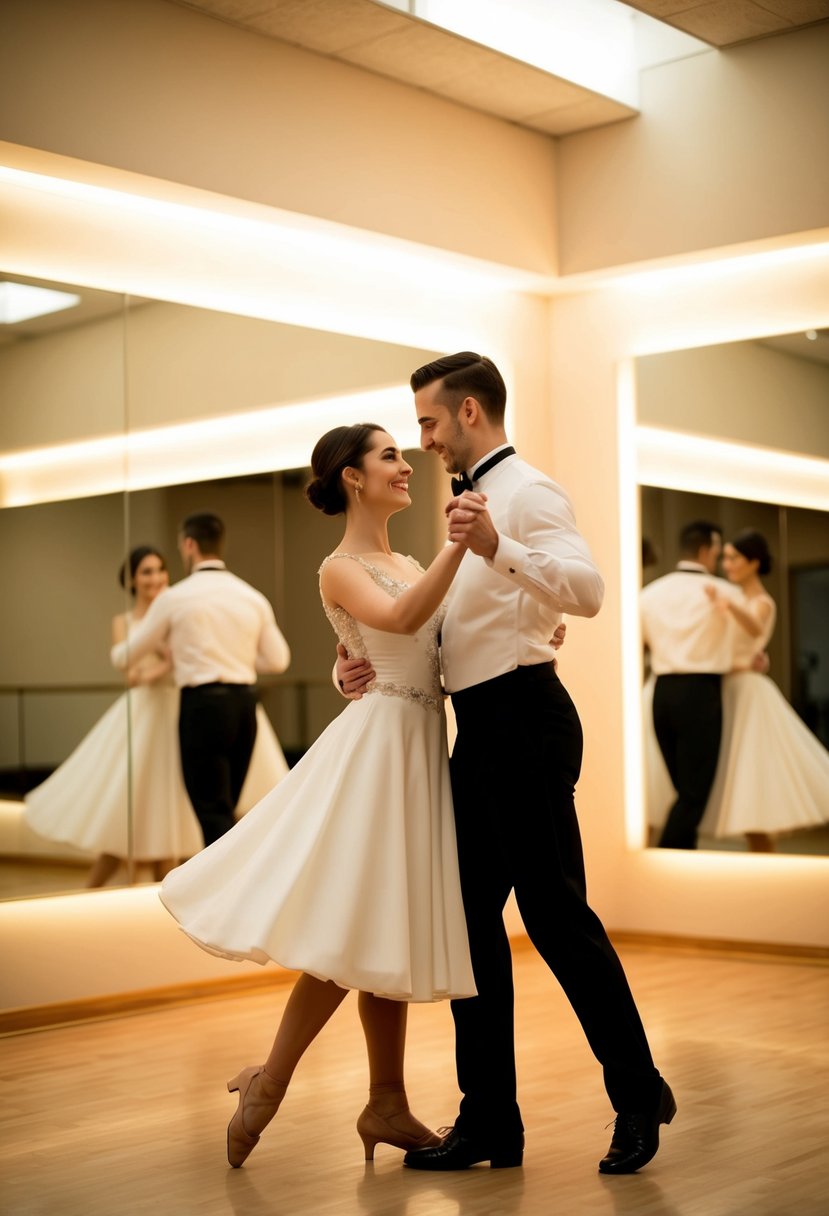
[319,553,444,712]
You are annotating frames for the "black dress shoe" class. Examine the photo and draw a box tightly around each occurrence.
[403,1125,524,1170]
[598,1080,677,1175]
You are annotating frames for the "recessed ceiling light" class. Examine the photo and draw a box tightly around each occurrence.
[0,281,81,324]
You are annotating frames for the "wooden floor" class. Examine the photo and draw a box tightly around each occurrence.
[1,943,827,1216]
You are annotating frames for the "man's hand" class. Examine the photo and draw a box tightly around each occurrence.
[551,622,567,650]
[751,651,770,674]
[336,643,375,700]
[446,491,498,559]
[703,584,730,614]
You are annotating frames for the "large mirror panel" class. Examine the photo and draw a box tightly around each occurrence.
[636,331,829,857]
[0,281,443,899]
[0,274,129,897]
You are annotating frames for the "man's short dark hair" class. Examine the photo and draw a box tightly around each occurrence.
[181,512,225,556]
[679,520,721,557]
[410,352,507,424]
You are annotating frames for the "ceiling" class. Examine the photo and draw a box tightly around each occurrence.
[171,0,828,137]
[0,275,147,348]
[620,1,829,48]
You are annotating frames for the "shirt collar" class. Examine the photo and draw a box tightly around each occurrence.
[192,560,227,572]
[469,443,514,481]
[676,561,709,574]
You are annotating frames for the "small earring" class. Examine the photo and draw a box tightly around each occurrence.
[355,483,363,504]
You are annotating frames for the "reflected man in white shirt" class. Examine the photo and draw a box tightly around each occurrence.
[112,512,290,846]
[640,520,739,850]
[341,353,673,1176]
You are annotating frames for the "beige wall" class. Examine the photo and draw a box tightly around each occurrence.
[0,0,558,274]
[1,298,442,450]
[636,341,829,459]
[0,310,125,452]
[556,24,829,273]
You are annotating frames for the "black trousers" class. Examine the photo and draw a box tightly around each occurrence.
[178,683,258,847]
[449,663,661,1138]
[653,673,722,850]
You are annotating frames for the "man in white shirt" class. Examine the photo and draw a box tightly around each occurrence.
[339,353,673,1176]
[640,521,739,850]
[111,512,290,846]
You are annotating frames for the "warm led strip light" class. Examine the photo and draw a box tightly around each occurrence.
[0,385,420,508]
[636,426,829,510]
[0,164,545,297]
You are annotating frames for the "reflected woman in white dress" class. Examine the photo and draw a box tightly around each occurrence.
[25,547,203,885]
[160,424,475,1169]
[25,548,288,887]
[702,529,829,851]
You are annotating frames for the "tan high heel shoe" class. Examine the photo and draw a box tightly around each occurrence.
[226,1065,288,1168]
[356,1104,442,1161]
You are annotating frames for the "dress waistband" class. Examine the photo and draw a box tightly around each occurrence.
[366,680,443,713]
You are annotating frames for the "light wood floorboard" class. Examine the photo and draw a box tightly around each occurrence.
[1,944,827,1216]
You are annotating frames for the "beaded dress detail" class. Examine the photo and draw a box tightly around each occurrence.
[319,553,444,713]
[161,553,474,1002]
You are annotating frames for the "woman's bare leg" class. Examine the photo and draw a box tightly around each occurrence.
[746,832,775,853]
[356,992,439,1150]
[86,853,121,888]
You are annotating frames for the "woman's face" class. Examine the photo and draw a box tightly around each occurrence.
[355,431,413,515]
[133,554,169,601]
[721,543,758,585]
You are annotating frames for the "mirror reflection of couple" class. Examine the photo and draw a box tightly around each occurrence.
[23,523,291,886]
[642,521,829,852]
[161,353,675,1181]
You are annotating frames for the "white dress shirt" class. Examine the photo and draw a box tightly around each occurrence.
[639,563,740,675]
[111,561,291,688]
[441,452,604,693]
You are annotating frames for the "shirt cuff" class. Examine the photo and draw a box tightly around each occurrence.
[486,531,526,579]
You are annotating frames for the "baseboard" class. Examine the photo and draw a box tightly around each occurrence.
[607,929,829,965]
[0,968,299,1036]
[3,930,825,1036]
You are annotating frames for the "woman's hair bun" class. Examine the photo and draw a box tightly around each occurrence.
[304,423,384,517]
[304,476,343,516]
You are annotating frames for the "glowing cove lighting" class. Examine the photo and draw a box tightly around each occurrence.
[636,427,829,511]
[0,386,420,508]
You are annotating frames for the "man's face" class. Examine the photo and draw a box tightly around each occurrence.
[415,380,473,475]
[699,533,723,574]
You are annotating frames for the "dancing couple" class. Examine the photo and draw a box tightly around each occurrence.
[161,353,674,1177]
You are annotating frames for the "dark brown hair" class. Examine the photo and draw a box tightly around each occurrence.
[305,423,385,516]
[410,352,507,424]
[180,512,225,556]
[679,520,721,558]
[731,528,772,576]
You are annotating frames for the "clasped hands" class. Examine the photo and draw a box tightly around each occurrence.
[445,490,498,559]
[336,491,567,699]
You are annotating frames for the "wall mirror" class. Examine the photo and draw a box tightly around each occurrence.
[0,275,442,900]
[634,330,829,857]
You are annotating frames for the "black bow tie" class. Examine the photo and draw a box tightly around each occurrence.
[450,447,515,497]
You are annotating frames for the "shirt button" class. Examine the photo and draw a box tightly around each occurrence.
[508,567,516,574]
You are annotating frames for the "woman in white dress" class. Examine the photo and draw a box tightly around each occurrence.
[160,423,475,1168]
[702,529,829,851]
[25,547,288,886]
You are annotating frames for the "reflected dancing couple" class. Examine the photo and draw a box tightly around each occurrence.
[161,353,673,1177]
